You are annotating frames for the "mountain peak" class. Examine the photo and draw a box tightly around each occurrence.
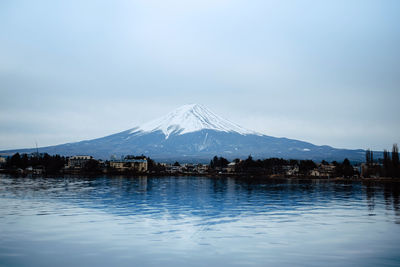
[131,104,259,138]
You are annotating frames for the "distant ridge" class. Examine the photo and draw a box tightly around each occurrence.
[0,104,366,163]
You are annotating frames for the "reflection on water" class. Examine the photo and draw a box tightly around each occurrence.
[364,181,400,223]
[0,175,400,267]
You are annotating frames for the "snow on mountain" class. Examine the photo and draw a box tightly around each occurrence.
[130,104,260,138]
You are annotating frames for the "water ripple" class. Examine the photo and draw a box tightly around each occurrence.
[0,175,400,267]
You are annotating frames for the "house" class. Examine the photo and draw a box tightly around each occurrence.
[110,158,148,173]
[0,157,6,168]
[68,156,93,169]
[183,164,195,173]
[195,164,209,174]
[310,163,336,178]
[26,166,44,174]
[226,162,236,173]
[361,163,380,178]
[283,165,299,176]
[318,164,336,178]
[32,166,45,175]
[165,164,182,173]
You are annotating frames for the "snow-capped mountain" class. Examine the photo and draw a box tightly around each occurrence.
[0,104,366,162]
[131,104,259,138]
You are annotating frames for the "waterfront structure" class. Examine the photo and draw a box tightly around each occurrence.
[183,164,195,173]
[0,157,6,168]
[361,162,381,178]
[226,162,236,173]
[165,164,182,174]
[68,155,93,169]
[318,164,336,178]
[310,163,336,178]
[110,158,148,173]
[195,164,209,174]
[284,165,299,176]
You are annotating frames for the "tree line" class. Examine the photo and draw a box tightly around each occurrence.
[2,144,400,178]
[4,153,67,174]
[365,144,400,178]
[209,155,356,177]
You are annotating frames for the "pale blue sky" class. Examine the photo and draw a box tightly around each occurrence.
[0,0,399,151]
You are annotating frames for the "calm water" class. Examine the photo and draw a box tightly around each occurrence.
[0,175,399,267]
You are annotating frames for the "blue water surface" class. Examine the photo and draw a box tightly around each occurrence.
[0,175,399,267]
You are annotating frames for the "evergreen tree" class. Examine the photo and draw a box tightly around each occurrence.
[371,150,374,165]
[20,154,29,169]
[8,153,21,168]
[210,156,218,169]
[209,156,229,170]
[383,149,392,177]
[366,149,371,165]
[341,158,354,178]
[392,144,399,177]
[365,149,374,166]
[299,160,316,175]
[220,157,229,168]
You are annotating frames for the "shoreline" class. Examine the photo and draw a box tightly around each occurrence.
[1,170,399,183]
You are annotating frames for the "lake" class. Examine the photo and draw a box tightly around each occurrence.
[0,175,399,266]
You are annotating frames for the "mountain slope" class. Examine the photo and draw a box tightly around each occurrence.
[0,104,367,163]
[131,103,259,138]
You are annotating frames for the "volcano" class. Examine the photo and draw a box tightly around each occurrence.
[0,104,365,162]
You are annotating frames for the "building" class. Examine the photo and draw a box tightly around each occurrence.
[318,164,336,178]
[110,159,148,173]
[310,163,336,178]
[283,165,299,176]
[361,163,381,178]
[68,156,93,169]
[195,164,209,174]
[26,166,45,175]
[226,162,236,173]
[310,169,320,177]
[165,164,182,173]
[0,157,6,168]
[183,164,195,173]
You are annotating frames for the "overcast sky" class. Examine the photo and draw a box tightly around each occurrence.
[1,0,399,151]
